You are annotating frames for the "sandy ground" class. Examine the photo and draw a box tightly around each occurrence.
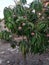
[0,40,49,65]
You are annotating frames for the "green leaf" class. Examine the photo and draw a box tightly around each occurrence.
[14,5,25,16]
[19,40,29,55]
[4,7,13,22]
[30,1,42,12]
[0,31,12,41]
[28,22,34,30]
[37,21,47,32]
[20,0,27,4]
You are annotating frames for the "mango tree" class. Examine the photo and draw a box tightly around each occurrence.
[0,0,49,65]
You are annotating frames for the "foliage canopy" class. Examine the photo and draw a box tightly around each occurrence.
[0,0,49,55]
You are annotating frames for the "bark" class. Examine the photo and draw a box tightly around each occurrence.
[23,55,27,65]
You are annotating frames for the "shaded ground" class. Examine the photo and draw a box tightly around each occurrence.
[0,40,49,65]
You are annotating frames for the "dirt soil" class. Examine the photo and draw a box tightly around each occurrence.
[0,40,49,65]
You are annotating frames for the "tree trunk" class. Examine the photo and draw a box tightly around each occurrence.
[23,55,27,65]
